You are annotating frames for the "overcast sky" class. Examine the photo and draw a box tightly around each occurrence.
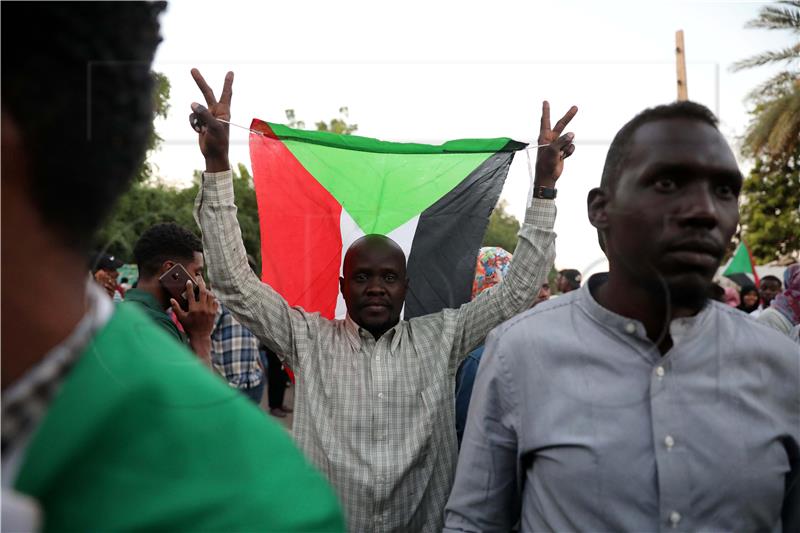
[149,0,791,275]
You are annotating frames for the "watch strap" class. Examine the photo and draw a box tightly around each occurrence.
[533,185,557,200]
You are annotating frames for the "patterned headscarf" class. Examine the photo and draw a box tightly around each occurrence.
[472,247,513,299]
[771,264,800,326]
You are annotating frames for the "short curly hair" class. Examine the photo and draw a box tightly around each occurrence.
[2,2,166,251]
[600,101,719,192]
[134,223,203,279]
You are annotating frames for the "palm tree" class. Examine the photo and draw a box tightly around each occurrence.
[732,1,800,161]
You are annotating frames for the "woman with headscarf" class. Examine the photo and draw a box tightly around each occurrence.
[758,264,800,339]
[737,285,761,314]
[455,247,513,447]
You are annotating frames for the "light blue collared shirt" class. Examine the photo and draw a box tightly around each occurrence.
[445,273,800,532]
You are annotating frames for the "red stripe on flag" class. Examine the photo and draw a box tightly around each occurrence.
[744,241,760,288]
[250,120,342,318]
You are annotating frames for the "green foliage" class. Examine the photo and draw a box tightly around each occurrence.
[739,147,800,262]
[285,107,358,134]
[97,100,360,266]
[733,2,800,261]
[482,199,520,252]
[95,164,261,265]
[733,1,800,162]
[136,72,171,184]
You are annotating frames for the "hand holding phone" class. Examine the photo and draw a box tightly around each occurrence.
[159,264,199,311]
[163,266,219,364]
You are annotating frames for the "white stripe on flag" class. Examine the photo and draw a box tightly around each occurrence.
[335,210,420,319]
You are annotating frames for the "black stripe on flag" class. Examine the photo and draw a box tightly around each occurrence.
[404,150,517,319]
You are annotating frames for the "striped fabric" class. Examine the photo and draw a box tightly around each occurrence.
[210,305,264,389]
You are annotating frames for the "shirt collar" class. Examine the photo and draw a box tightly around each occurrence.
[1,279,113,459]
[343,314,403,354]
[578,273,713,347]
[123,288,165,313]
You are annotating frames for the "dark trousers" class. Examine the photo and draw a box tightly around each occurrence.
[241,380,265,405]
[266,349,288,409]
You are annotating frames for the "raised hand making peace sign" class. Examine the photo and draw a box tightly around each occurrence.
[189,68,233,172]
[535,101,578,188]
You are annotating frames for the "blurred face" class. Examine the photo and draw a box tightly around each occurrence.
[98,268,119,283]
[590,118,742,308]
[556,274,569,294]
[742,289,759,308]
[534,283,551,306]
[760,280,781,307]
[181,252,205,283]
[340,237,408,337]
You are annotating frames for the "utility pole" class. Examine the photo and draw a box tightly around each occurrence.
[675,30,688,101]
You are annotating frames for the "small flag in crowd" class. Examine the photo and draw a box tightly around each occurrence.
[249,119,526,319]
[723,241,760,288]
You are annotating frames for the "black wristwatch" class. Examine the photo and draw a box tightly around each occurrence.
[533,185,557,200]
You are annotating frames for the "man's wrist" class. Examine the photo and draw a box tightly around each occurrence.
[205,157,230,173]
[188,335,212,364]
[532,184,557,200]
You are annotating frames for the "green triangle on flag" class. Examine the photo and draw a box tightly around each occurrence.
[267,122,521,235]
[722,241,760,287]
[249,119,525,319]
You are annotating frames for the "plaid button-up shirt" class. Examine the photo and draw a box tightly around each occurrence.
[211,304,264,389]
[195,170,556,532]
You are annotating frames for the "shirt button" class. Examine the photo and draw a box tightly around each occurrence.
[625,322,636,334]
[378,392,384,399]
[655,366,665,378]
[669,510,681,526]
[665,435,675,450]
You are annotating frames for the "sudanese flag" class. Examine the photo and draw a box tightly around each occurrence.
[722,241,760,288]
[249,119,526,319]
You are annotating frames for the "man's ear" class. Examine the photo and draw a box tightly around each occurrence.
[339,276,345,295]
[158,260,176,278]
[587,187,610,232]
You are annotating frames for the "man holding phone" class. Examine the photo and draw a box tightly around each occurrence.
[123,222,218,363]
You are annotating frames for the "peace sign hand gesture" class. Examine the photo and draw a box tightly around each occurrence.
[535,101,578,188]
[189,68,233,173]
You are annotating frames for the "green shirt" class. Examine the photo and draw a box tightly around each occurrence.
[123,287,185,343]
[14,304,345,532]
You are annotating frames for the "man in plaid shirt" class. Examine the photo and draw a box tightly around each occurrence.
[211,304,266,404]
[190,69,576,532]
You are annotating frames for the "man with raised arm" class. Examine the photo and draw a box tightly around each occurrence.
[190,68,576,532]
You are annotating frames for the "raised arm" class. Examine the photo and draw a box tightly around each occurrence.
[189,69,306,364]
[449,102,577,362]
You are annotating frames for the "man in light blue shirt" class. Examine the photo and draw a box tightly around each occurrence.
[444,101,799,532]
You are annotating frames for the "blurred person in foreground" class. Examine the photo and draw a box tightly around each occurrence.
[444,102,799,532]
[758,264,800,341]
[190,67,575,531]
[0,3,344,531]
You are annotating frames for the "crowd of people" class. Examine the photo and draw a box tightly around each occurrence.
[2,3,799,532]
